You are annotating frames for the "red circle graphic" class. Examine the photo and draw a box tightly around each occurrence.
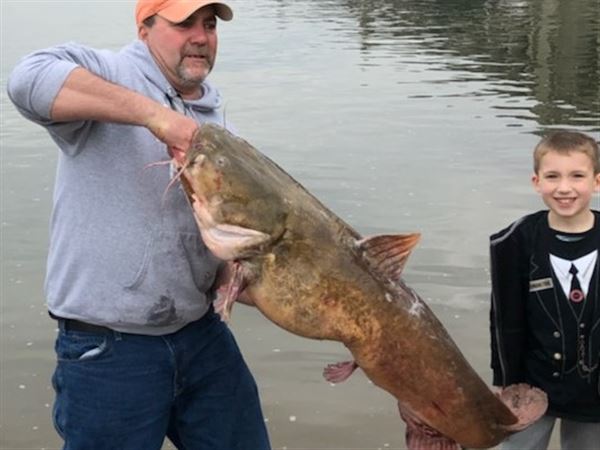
[570,289,584,303]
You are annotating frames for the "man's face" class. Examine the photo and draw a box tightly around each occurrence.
[139,6,218,99]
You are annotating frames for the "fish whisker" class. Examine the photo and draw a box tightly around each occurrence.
[143,160,172,170]
[162,159,192,205]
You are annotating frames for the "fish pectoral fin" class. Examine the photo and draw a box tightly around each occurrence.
[322,360,359,383]
[357,233,421,281]
[214,261,247,322]
[399,404,460,450]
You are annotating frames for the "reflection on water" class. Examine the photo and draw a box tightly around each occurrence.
[1,0,598,449]
[297,0,600,130]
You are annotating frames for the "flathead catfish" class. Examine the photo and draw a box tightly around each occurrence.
[176,123,546,449]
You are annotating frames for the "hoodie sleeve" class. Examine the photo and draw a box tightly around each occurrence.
[6,42,119,144]
[489,217,530,387]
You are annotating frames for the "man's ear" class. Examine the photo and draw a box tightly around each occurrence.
[138,24,148,41]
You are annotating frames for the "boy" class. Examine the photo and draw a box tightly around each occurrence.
[489,130,600,450]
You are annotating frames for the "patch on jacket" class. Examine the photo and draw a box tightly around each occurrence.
[529,277,553,292]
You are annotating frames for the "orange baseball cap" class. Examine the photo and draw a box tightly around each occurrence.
[135,0,233,26]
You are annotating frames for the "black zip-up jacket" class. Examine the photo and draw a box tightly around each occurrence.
[489,210,600,422]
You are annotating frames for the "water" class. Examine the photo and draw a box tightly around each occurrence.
[1,0,598,448]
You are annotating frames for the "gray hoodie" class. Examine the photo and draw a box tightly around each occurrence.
[7,40,226,334]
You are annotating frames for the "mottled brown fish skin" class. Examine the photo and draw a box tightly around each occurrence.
[181,124,518,448]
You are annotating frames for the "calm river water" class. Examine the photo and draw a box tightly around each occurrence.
[1,0,599,449]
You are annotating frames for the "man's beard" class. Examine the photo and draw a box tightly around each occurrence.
[176,58,212,88]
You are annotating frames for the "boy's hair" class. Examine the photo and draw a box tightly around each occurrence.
[533,130,600,174]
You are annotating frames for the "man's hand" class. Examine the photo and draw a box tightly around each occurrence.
[145,106,198,162]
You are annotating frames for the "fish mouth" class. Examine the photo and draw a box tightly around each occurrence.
[171,155,275,260]
[189,193,272,260]
[201,223,273,260]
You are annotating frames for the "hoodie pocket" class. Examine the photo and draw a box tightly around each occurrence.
[123,230,219,294]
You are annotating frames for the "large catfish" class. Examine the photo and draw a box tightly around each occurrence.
[175,124,546,449]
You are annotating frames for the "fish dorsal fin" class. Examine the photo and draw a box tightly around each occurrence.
[358,233,421,281]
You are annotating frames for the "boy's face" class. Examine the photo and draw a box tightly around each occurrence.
[532,150,600,222]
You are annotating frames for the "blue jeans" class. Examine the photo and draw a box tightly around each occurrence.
[51,309,271,450]
[501,414,600,450]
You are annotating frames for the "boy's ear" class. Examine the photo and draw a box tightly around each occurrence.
[595,173,600,192]
[531,173,541,192]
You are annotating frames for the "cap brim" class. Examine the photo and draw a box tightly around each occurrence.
[158,1,233,23]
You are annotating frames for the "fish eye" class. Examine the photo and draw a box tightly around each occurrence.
[215,155,228,168]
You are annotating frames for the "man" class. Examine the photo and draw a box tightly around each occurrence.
[7,1,271,449]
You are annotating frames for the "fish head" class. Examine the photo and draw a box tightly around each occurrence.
[179,124,288,261]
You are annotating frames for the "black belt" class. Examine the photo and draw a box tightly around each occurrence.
[49,312,113,334]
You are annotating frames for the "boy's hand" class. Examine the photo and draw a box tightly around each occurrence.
[490,385,505,398]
